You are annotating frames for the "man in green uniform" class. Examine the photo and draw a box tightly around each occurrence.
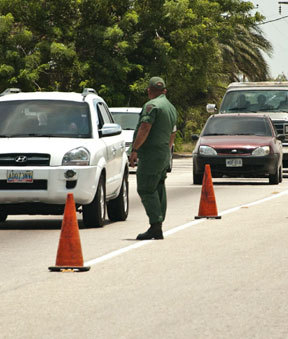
[129,76,177,240]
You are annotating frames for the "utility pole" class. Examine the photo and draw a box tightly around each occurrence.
[279,1,288,14]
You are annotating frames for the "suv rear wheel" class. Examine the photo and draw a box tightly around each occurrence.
[82,175,106,227]
[107,171,129,221]
[167,148,173,173]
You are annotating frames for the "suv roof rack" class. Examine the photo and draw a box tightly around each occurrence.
[82,88,97,97]
[0,88,21,96]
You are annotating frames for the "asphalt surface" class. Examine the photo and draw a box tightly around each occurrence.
[1,158,288,339]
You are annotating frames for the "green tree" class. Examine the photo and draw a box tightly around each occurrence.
[0,0,81,91]
[0,0,273,146]
[217,0,272,82]
[76,0,141,106]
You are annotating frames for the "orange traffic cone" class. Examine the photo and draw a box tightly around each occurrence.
[195,164,221,219]
[49,193,90,272]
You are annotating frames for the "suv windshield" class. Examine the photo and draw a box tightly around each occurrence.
[112,112,140,130]
[220,90,288,113]
[203,116,273,137]
[0,100,91,137]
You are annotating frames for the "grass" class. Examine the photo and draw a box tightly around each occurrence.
[175,141,196,154]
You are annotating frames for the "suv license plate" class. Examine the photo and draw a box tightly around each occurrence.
[226,159,243,167]
[7,170,33,183]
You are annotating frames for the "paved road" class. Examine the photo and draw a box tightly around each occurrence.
[1,158,288,339]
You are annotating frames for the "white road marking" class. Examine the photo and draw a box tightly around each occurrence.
[84,189,288,267]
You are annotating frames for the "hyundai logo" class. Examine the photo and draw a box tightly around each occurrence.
[15,155,28,163]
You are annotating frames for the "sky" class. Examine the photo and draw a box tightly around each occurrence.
[247,0,288,78]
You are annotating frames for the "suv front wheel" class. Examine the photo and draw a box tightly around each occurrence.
[82,174,106,227]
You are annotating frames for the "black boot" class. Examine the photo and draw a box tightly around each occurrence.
[136,222,164,240]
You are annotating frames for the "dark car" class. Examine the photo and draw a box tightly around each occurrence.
[192,114,284,185]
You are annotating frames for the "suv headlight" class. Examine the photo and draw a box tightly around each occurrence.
[252,146,270,156]
[62,147,90,166]
[199,145,217,156]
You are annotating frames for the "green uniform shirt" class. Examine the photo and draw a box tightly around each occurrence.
[133,94,177,172]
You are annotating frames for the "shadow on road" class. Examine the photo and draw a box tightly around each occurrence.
[0,219,63,230]
[213,181,271,186]
[0,217,114,230]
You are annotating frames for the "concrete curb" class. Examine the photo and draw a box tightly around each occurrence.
[173,153,192,158]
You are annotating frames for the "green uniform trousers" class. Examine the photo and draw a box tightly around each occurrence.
[136,165,167,225]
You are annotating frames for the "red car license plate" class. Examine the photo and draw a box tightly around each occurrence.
[7,170,33,183]
[226,159,243,167]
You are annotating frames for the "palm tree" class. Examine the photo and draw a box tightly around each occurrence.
[219,22,272,82]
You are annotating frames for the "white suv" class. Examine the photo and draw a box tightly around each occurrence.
[0,88,129,227]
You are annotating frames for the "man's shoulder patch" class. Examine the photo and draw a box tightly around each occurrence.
[146,104,155,113]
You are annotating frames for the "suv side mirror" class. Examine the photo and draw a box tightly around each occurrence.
[206,104,217,113]
[191,134,199,141]
[99,123,122,137]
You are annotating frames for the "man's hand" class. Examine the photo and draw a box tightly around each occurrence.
[129,122,152,167]
[129,151,138,168]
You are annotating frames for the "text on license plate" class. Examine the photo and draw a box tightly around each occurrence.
[7,170,33,183]
[226,159,243,167]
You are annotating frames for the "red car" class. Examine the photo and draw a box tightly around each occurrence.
[192,114,284,185]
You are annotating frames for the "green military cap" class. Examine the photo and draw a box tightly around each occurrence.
[148,76,166,89]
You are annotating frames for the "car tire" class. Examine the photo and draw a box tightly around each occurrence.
[193,168,203,185]
[279,165,283,183]
[82,174,106,227]
[167,151,173,173]
[269,166,280,185]
[0,211,7,222]
[167,157,173,173]
[107,171,129,221]
[193,158,203,185]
